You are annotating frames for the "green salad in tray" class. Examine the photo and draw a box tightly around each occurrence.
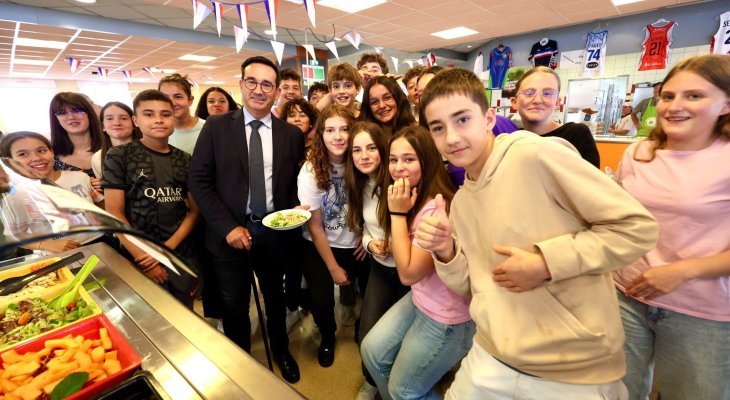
[0,298,95,346]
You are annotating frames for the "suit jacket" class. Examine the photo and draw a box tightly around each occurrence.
[188,109,305,255]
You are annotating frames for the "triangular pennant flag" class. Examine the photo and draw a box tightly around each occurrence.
[193,1,211,29]
[264,0,279,40]
[211,1,223,36]
[236,4,249,37]
[270,41,285,65]
[373,47,383,54]
[97,67,109,79]
[391,56,399,73]
[302,44,316,60]
[343,31,362,49]
[142,67,155,78]
[417,59,424,66]
[189,78,199,88]
[68,57,81,73]
[406,60,414,69]
[234,25,248,53]
[303,0,316,27]
[122,70,132,79]
[325,41,339,61]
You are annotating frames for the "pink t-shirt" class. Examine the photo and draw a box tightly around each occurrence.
[615,138,730,321]
[410,199,472,325]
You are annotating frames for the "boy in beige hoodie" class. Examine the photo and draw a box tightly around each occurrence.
[415,68,658,399]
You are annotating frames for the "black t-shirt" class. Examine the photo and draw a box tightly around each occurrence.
[101,141,191,245]
[529,39,559,69]
[544,123,600,168]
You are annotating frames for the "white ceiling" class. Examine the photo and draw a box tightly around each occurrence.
[0,0,703,86]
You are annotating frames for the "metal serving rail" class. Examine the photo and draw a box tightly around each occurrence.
[6,242,304,400]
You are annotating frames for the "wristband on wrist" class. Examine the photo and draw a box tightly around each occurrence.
[389,211,408,217]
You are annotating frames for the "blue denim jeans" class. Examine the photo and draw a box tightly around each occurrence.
[361,292,475,400]
[619,291,730,400]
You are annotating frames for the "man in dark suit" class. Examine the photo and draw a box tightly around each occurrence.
[188,56,305,383]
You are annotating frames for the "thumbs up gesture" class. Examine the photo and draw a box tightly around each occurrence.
[415,194,455,262]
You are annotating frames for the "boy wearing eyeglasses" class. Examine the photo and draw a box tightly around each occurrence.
[511,66,600,168]
[416,68,658,398]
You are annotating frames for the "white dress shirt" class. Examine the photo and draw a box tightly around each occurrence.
[243,108,275,214]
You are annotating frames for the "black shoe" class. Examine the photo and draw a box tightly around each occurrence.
[274,352,300,383]
[318,341,335,367]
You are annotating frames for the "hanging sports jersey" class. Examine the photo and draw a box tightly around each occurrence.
[529,38,559,69]
[711,11,730,55]
[582,30,608,77]
[474,51,484,74]
[489,46,512,89]
[638,21,676,71]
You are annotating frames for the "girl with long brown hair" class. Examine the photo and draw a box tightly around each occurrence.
[361,126,473,400]
[297,104,368,368]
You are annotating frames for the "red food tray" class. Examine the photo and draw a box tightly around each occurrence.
[0,314,141,399]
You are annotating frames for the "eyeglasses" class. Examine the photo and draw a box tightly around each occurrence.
[54,107,86,117]
[517,89,559,99]
[369,93,395,108]
[243,78,275,93]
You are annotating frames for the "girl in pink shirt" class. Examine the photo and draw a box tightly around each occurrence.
[615,55,730,399]
[361,126,473,400]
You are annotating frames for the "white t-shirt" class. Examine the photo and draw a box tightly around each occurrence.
[55,171,103,204]
[169,117,206,155]
[614,114,637,137]
[91,150,103,179]
[298,161,357,248]
[362,179,395,267]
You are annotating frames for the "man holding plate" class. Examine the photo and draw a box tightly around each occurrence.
[189,56,305,383]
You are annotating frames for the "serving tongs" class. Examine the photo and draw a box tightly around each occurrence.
[49,255,100,309]
[0,252,84,296]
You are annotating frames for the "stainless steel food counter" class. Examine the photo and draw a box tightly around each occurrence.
[3,242,304,400]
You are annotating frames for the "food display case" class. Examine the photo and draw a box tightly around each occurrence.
[0,158,304,399]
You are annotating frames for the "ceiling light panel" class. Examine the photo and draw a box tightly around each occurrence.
[15,37,68,49]
[317,0,386,13]
[430,26,479,40]
[178,54,216,62]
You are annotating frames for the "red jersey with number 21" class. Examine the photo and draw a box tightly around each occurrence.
[639,21,675,71]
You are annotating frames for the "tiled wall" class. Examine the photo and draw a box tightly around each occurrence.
[551,44,712,93]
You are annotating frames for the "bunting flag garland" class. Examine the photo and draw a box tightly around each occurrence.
[122,70,132,79]
[211,1,223,36]
[192,0,211,29]
[417,59,424,66]
[264,0,279,40]
[373,46,383,54]
[423,52,436,67]
[391,56,399,73]
[142,67,155,78]
[343,31,362,49]
[325,41,339,61]
[236,4,249,41]
[233,26,247,53]
[97,67,109,79]
[303,0,316,27]
[270,40,285,65]
[68,57,81,73]
[302,44,316,60]
[405,60,414,69]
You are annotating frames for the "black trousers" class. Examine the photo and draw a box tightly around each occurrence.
[302,241,369,343]
[359,257,410,384]
[212,223,289,355]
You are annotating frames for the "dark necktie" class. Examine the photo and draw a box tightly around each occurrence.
[248,120,266,215]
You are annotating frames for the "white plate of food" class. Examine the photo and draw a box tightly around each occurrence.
[262,209,311,230]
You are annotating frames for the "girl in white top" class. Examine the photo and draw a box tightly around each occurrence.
[297,105,368,367]
[158,74,205,155]
[0,131,103,252]
[345,121,410,396]
[92,102,142,179]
